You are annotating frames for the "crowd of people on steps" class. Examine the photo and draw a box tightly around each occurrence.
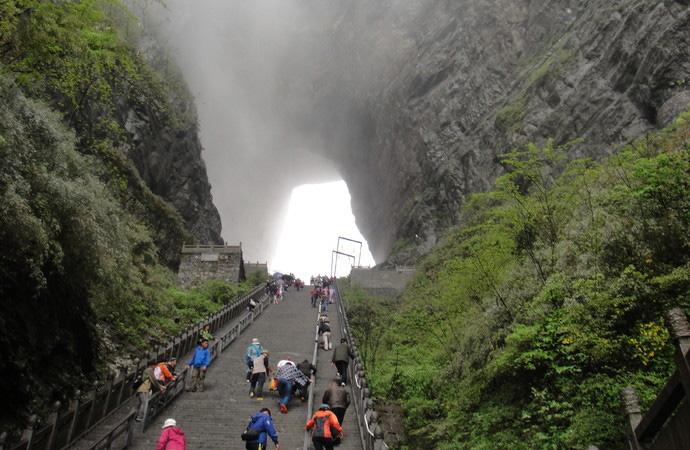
[151,278,355,450]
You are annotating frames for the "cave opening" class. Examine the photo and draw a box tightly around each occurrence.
[270,180,375,280]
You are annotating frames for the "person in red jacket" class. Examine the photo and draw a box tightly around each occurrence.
[305,404,343,450]
[157,418,186,450]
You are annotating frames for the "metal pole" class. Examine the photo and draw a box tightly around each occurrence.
[337,236,362,268]
[330,250,335,278]
[331,251,355,278]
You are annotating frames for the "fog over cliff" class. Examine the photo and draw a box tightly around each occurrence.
[141,0,689,264]
[140,0,350,262]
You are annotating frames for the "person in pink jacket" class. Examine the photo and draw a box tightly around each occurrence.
[157,418,187,450]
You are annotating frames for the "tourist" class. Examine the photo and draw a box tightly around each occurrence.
[310,287,319,308]
[243,408,280,450]
[245,338,264,382]
[275,359,310,413]
[318,319,332,351]
[186,339,210,392]
[320,293,329,313]
[136,361,166,422]
[276,357,295,369]
[156,418,186,450]
[199,324,214,343]
[332,338,353,386]
[297,359,317,379]
[305,403,343,450]
[322,381,350,426]
[295,359,316,400]
[250,350,270,400]
[155,358,177,384]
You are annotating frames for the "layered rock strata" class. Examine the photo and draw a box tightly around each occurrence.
[305,0,690,262]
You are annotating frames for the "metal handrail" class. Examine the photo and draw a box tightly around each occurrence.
[140,293,272,431]
[303,303,322,450]
[3,285,266,450]
[85,409,137,450]
[333,282,388,450]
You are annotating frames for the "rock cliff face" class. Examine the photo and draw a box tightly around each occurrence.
[121,43,223,248]
[305,0,690,262]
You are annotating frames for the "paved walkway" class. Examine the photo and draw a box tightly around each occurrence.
[72,297,264,450]
[128,287,363,450]
[309,297,362,450]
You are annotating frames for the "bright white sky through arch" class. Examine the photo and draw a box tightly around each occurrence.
[270,181,376,281]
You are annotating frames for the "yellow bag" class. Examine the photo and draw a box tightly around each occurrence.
[269,377,278,391]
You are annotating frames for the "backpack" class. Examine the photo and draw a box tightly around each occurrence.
[131,371,144,390]
[241,418,261,441]
[312,415,329,438]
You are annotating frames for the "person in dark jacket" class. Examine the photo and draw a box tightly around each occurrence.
[318,320,332,350]
[244,408,280,450]
[322,381,351,426]
[297,359,317,378]
[295,359,317,400]
[332,339,353,386]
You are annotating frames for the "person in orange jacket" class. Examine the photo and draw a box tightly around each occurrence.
[305,403,343,450]
[155,358,177,384]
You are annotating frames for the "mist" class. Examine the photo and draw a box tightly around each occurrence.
[131,0,437,266]
[135,0,345,263]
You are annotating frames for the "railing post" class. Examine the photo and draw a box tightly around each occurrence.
[621,387,643,450]
[140,390,151,432]
[102,374,115,417]
[45,401,60,450]
[171,338,178,360]
[126,409,137,447]
[22,415,36,450]
[181,330,189,356]
[66,390,81,444]
[115,369,128,410]
[85,382,99,429]
[666,308,690,395]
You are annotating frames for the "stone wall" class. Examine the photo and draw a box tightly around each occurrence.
[244,262,269,281]
[177,245,244,287]
[349,266,416,296]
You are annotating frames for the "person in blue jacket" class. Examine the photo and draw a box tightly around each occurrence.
[186,339,210,392]
[245,408,280,450]
[245,338,264,382]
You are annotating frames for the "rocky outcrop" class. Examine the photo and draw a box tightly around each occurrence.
[120,41,223,247]
[304,0,690,262]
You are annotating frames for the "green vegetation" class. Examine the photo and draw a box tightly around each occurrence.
[0,0,194,266]
[343,112,690,449]
[494,98,527,133]
[246,268,271,287]
[0,0,247,432]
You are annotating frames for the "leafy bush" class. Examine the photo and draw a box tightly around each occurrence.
[344,111,690,449]
[0,76,245,430]
[0,0,254,435]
